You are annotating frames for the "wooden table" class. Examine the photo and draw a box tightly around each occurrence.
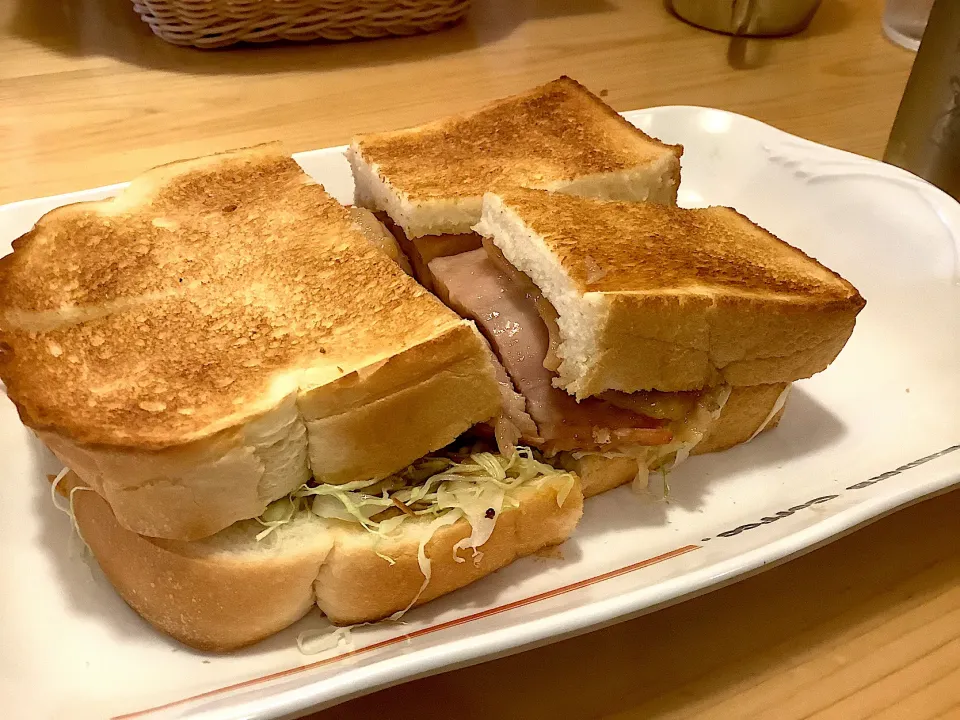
[2,1,958,718]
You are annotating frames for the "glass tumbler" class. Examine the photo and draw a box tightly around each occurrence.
[883,0,935,50]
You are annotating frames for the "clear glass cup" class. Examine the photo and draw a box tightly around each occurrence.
[883,0,935,50]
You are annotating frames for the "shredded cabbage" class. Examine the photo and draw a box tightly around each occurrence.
[555,473,576,508]
[635,384,733,498]
[446,479,505,564]
[632,464,651,494]
[564,385,733,502]
[666,384,732,471]
[254,495,303,541]
[49,467,95,553]
[49,466,72,518]
[747,384,792,442]
[256,445,575,615]
[660,466,671,497]
[390,510,463,620]
[288,447,572,546]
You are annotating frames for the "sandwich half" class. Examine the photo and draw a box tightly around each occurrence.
[6,148,585,650]
[430,189,865,495]
[348,76,683,289]
[0,145,509,541]
[62,439,582,651]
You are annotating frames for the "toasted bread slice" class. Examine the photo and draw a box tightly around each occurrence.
[0,146,500,540]
[65,470,583,651]
[349,76,682,238]
[476,188,866,398]
[346,206,415,276]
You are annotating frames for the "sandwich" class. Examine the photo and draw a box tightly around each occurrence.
[1,146,583,650]
[1,79,866,654]
[429,188,866,495]
[348,76,683,289]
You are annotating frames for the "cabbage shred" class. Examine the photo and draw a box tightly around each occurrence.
[255,445,575,601]
[291,446,572,548]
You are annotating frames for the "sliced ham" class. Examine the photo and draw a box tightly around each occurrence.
[430,249,671,454]
[490,350,541,444]
[482,237,564,373]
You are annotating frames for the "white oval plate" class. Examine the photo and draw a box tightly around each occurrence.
[1,107,958,720]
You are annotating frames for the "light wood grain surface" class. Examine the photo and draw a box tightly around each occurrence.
[2,0,958,718]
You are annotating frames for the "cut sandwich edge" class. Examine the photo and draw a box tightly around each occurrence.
[349,144,483,239]
[560,381,791,497]
[475,192,610,400]
[476,191,865,399]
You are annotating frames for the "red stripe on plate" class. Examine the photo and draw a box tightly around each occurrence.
[115,544,699,719]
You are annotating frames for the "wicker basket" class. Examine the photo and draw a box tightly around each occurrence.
[131,0,472,48]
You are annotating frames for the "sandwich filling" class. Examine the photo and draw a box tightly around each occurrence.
[430,246,727,456]
[257,437,576,615]
[427,242,733,487]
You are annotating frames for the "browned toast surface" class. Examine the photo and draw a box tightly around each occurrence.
[354,76,682,201]
[493,187,865,306]
[0,146,466,447]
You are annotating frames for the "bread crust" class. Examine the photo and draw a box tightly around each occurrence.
[301,322,502,485]
[67,473,334,652]
[588,292,859,395]
[560,454,640,498]
[67,471,582,651]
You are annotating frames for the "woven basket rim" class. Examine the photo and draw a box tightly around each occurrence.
[131,0,472,48]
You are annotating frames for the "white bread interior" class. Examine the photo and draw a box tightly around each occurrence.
[349,146,680,239]
[297,322,500,485]
[475,194,608,397]
[66,471,583,652]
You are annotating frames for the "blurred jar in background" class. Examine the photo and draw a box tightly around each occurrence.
[667,0,821,36]
[883,0,935,50]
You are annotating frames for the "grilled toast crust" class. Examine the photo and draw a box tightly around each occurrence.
[0,145,481,447]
